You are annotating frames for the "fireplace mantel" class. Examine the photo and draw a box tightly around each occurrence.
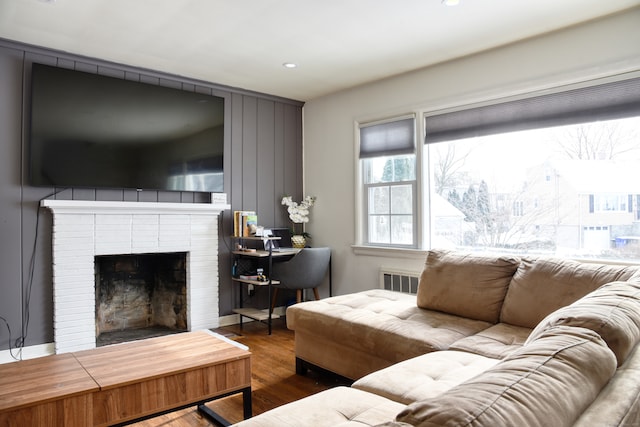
[41,199,230,354]
[41,199,229,215]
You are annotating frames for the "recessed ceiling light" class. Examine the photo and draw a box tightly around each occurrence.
[282,62,298,69]
[442,0,460,5]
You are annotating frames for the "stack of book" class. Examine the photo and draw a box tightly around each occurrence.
[233,210,258,237]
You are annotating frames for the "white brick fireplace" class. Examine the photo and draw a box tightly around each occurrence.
[41,199,229,354]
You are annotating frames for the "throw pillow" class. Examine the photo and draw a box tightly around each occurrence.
[500,257,638,328]
[526,280,640,366]
[417,249,520,323]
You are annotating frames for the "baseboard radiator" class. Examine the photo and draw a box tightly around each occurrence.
[379,268,421,294]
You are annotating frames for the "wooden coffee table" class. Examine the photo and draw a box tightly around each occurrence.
[73,330,252,426]
[1,330,251,426]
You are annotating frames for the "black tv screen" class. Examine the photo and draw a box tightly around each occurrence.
[29,63,225,193]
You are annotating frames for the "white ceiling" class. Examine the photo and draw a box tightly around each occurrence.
[1,0,639,101]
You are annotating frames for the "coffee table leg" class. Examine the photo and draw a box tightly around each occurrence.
[243,387,253,419]
[197,404,231,426]
[197,386,252,426]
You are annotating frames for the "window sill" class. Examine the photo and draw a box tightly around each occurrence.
[351,245,640,267]
[351,244,427,260]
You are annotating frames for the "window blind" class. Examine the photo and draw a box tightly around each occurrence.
[425,77,640,144]
[360,117,415,158]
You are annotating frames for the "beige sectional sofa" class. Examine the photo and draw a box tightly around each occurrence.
[232,250,640,427]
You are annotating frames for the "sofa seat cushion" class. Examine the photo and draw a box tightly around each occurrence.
[353,350,499,405]
[417,250,520,323]
[286,289,492,363]
[500,257,639,328]
[449,323,532,359]
[231,386,405,427]
[527,280,640,366]
[396,326,617,427]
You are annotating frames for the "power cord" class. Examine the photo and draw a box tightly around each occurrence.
[1,188,67,361]
[220,209,234,253]
[0,315,21,360]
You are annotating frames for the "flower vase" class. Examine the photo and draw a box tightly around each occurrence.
[291,235,306,248]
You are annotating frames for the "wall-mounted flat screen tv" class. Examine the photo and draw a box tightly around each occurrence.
[29,63,225,193]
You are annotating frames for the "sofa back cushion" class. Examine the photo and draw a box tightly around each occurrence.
[500,257,638,328]
[526,280,640,367]
[396,326,617,427]
[417,250,520,323]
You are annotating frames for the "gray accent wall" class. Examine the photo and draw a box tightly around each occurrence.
[0,39,303,351]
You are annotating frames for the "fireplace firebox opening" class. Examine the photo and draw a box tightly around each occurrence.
[95,252,187,346]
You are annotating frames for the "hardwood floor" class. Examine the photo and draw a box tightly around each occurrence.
[131,318,350,426]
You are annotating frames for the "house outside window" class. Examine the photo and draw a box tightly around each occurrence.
[359,116,418,248]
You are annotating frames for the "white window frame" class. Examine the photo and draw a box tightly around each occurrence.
[355,115,422,249]
[364,178,417,247]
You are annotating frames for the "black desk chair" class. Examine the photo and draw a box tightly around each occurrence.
[270,247,331,310]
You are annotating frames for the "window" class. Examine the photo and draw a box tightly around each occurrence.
[592,194,628,212]
[423,76,640,260]
[513,200,524,217]
[363,156,416,245]
[425,117,640,253]
[354,77,640,260]
[359,117,417,247]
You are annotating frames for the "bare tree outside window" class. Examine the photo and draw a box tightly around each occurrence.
[433,144,473,196]
[555,122,638,160]
[557,121,638,160]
